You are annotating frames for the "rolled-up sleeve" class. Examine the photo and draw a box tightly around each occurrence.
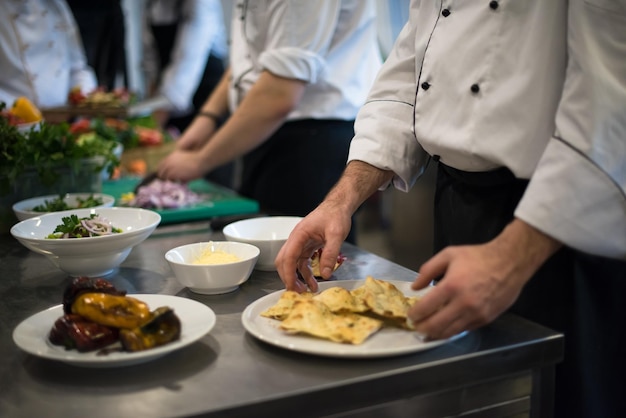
[257,1,341,83]
[515,0,626,259]
[349,14,429,192]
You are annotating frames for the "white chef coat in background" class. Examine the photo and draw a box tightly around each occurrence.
[349,0,626,259]
[228,0,383,121]
[0,0,97,108]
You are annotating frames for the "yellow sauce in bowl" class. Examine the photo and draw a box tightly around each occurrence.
[193,247,241,265]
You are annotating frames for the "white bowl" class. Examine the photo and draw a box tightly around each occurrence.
[10,207,161,277]
[12,193,116,221]
[222,216,303,271]
[165,241,260,294]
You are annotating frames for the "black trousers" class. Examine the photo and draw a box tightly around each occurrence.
[150,23,233,189]
[239,119,356,244]
[67,0,126,90]
[434,162,626,418]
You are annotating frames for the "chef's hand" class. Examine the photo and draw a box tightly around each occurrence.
[408,219,562,340]
[275,201,352,293]
[157,149,206,182]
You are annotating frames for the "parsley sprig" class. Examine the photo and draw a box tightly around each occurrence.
[54,214,84,235]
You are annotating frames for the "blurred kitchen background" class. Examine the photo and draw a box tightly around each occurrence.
[83,0,434,272]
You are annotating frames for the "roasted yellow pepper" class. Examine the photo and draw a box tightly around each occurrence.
[71,293,151,329]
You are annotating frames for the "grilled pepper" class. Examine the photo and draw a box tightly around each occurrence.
[49,314,119,352]
[120,307,181,352]
[71,293,151,329]
[63,276,127,314]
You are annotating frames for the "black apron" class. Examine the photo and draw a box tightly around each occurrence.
[434,161,626,418]
[239,118,357,244]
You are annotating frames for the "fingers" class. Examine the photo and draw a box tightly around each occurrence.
[296,257,319,293]
[407,282,450,326]
[275,229,318,292]
[408,287,471,340]
[156,151,201,182]
[412,249,450,290]
[319,240,342,280]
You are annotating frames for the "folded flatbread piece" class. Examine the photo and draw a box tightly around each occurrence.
[351,276,412,320]
[313,286,368,314]
[260,290,313,320]
[280,299,383,345]
[310,248,346,278]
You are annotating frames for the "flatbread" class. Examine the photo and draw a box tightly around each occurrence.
[351,276,411,320]
[260,290,313,320]
[310,249,346,278]
[280,299,383,345]
[313,286,368,314]
[260,277,422,344]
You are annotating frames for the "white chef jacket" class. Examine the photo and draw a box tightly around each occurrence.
[0,0,97,108]
[228,0,382,121]
[143,0,228,112]
[349,0,626,259]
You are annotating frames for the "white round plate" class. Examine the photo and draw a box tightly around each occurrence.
[13,294,216,367]
[242,280,467,358]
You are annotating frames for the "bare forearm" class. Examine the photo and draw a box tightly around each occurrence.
[199,68,231,118]
[198,71,306,171]
[176,69,231,150]
[322,160,394,217]
[498,218,563,280]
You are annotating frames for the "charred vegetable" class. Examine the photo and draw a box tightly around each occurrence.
[50,277,182,353]
[120,307,181,352]
[71,293,151,329]
[49,314,119,352]
[63,276,126,314]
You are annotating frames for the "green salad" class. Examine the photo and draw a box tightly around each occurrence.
[46,214,122,239]
[32,194,104,212]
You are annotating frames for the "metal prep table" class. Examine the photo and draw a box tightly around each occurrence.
[0,221,563,418]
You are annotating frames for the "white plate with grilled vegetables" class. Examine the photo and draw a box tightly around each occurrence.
[12,294,216,367]
[242,279,467,358]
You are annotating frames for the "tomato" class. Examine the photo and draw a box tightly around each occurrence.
[135,126,163,146]
[67,87,86,105]
[69,119,92,135]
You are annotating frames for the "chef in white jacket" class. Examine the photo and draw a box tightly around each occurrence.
[276,1,626,417]
[0,0,97,108]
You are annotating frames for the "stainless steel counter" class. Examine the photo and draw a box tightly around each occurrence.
[0,222,563,418]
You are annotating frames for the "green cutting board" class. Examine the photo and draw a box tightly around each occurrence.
[102,178,259,224]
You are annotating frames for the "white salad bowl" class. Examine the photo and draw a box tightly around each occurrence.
[10,207,161,277]
[12,193,115,221]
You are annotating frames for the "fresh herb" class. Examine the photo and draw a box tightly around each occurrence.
[32,194,104,212]
[53,214,83,236]
[76,194,105,208]
[46,213,122,239]
[0,103,120,196]
[90,117,139,149]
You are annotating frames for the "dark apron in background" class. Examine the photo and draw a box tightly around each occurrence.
[434,162,626,418]
[240,118,357,244]
[66,0,127,90]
